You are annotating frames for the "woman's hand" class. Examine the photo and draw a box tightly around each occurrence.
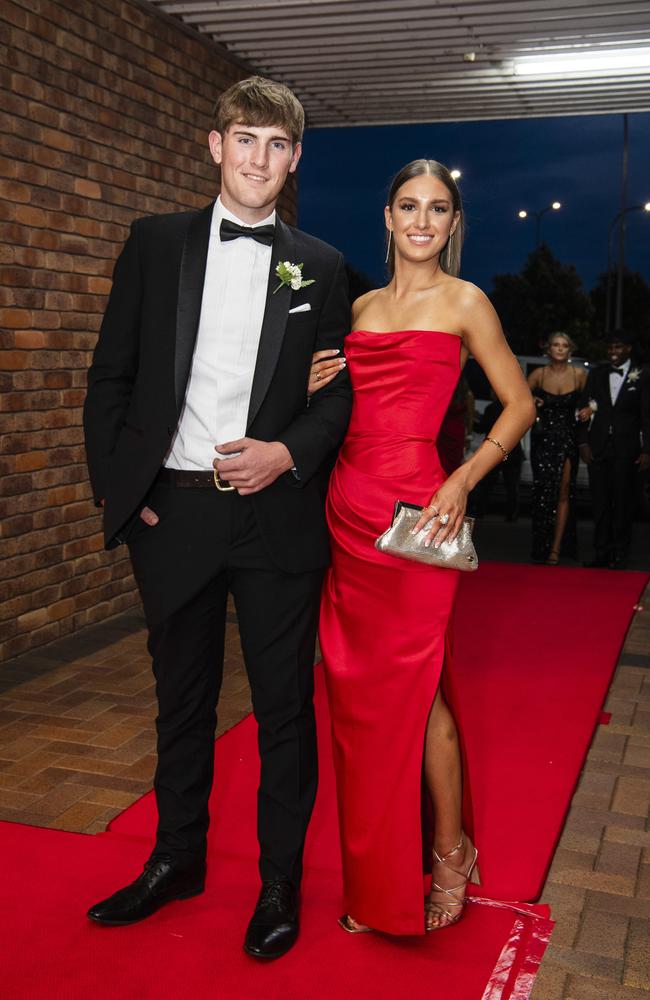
[308,350,346,395]
[576,406,592,423]
[412,471,470,548]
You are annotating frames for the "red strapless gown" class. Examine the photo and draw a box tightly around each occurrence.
[320,329,463,936]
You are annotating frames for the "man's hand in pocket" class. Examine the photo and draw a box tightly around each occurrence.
[139,506,159,526]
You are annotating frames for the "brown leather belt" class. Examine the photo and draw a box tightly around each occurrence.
[156,468,233,490]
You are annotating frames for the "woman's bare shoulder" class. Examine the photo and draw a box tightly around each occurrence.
[448,277,491,308]
[351,287,383,325]
[429,276,491,317]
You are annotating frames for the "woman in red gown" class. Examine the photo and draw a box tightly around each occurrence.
[317,160,535,935]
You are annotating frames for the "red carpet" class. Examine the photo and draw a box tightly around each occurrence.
[449,563,647,901]
[2,563,645,998]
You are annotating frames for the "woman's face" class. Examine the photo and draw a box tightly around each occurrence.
[548,336,571,362]
[385,174,459,266]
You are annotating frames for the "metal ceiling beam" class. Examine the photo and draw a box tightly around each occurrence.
[147,0,650,125]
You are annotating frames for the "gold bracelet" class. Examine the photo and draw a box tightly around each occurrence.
[485,436,509,462]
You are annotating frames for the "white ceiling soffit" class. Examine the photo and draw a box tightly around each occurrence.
[150,0,650,125]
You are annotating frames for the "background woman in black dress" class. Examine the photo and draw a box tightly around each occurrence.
[527,332,587,564]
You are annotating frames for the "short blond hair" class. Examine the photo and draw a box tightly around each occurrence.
[544,331,576,353]
[213,76,305,145]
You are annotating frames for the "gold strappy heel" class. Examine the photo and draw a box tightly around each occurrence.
[425,834,479,932]
[338,914,372,934]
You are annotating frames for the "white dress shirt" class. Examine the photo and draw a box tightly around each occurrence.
[165,197,275,470]
[609,357,630,406]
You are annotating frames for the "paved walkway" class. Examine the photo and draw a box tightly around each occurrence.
[0,576,648,998]
[531,580,650,999]
[0,602,249,834]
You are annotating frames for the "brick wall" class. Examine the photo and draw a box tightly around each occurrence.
[0,0,298,661]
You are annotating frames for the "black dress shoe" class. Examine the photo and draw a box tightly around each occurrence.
[243,879,299,960]
[583,557,610,568]
[87,856,206,926]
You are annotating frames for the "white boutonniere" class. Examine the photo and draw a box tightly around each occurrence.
[627,368,641,383]
[273,260,315,294]
[588,398,598,413]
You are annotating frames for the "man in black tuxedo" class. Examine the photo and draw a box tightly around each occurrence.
[83,77,351,958]
[578,331,650,568]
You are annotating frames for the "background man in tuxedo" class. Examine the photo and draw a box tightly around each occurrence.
[83,77,351,959]
[578,330,650,569]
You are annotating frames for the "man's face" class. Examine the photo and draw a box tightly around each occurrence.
[208,123,301,224]
[607,341,632,367]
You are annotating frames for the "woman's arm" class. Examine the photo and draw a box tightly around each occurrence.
[308,289,380,395]
[415,284,535,546]
[527,368,540,390]
[527,366,545,408]
[308,350,347,395]
[458,287,535,486]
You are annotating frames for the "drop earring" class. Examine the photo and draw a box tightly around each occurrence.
[385,229,392,264]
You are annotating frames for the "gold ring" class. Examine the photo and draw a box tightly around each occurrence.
[425,505,438,515]
[315,373,321,381]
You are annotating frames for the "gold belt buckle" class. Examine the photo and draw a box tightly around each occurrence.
[213,468,235,492]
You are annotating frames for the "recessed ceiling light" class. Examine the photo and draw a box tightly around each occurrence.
[514,47,650,76]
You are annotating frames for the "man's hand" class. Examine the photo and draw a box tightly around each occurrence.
[636,452,650,473]
[579,444,592,465]
[101,497,159,526]
[215,438,294,495]
[139,506,159,526]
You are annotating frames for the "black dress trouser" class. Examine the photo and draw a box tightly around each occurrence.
[127,481,323,888]
[588,441,637,561]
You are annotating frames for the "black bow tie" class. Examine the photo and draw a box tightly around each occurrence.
[219,218,275,247]
[610,366,625,376]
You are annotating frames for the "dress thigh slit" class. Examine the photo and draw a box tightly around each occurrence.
[321,549,463,935]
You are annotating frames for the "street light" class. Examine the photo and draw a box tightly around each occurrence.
[450,169,462,180]
[517,201,562,246]
[606,203,650,332]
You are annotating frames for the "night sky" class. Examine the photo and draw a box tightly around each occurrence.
[297,112,650,297]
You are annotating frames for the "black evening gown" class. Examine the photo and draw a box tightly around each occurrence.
[530,381,580,561]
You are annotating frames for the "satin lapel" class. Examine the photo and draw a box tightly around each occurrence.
[174,202,213,412]
[246,218,295,429]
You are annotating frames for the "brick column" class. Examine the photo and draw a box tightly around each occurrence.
[0,0,298,661]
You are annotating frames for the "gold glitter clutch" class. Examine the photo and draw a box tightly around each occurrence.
[375,501,478,572]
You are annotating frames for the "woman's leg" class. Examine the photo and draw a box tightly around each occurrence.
[548,458,572,561]
[424,687,475,929]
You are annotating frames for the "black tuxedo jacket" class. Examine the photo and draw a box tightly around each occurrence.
[577,363,650,461]
[83,203,352,573]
